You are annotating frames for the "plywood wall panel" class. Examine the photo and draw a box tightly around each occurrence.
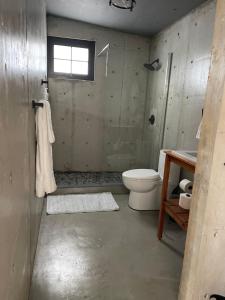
[26,0,47,268]
[180,1,225,297]
[0,0,46,299]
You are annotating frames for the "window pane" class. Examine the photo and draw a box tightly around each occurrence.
[54,59,71,73]
[72,47,89,61]
[54,45,71,60]
[72,61,88,75]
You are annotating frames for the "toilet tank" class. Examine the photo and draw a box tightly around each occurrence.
[158,149,180,186]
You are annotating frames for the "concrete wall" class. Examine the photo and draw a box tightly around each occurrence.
[144,0,216,169]
[48,16,150,172]
[49,1,215,173]
[0,0,46,299]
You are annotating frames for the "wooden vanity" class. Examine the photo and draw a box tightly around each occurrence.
[157,150,196,240]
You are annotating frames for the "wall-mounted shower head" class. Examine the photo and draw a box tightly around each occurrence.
[144,59,161,71]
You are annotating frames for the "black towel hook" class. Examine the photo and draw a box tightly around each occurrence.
[41,79,48,85]
[32,100,43,109]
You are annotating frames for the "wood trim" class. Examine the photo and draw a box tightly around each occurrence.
[157,153,171,239]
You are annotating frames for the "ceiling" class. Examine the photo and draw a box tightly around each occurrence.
[46,0,207,36]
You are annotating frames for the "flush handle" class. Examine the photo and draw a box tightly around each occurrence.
[149,114,155,125]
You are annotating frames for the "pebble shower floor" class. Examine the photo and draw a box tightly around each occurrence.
[54,171,123,188]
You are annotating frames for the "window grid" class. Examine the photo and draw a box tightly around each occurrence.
[53,45,89,75]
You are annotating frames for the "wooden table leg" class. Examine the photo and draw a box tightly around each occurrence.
[157,154,171,240]
[157,204,165,240]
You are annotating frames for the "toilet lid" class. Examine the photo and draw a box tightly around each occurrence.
[122,169,160,181]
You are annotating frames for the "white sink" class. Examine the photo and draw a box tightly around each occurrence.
[172,150,198,162]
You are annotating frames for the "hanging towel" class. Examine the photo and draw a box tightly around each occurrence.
[196,120,202,139]
[36,100,57,197]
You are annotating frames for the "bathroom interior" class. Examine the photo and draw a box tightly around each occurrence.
[1,0,225,299]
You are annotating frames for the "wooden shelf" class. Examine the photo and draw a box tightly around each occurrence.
[164,199,189,231]
[157,151,195,239]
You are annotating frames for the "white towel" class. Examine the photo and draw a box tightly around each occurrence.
[36,100,57,197]
[196,120,202,139]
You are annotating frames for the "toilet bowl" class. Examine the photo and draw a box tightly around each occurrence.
[122,150,180,210]
[123,169,162,210]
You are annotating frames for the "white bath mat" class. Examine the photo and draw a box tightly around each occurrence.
[46,192,119,215]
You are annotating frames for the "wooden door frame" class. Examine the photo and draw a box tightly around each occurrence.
[179,0,225,298]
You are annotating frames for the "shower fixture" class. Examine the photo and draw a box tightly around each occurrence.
[144,59,161,71]
[109,0,136,11]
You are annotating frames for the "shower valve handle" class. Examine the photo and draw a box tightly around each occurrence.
[149,115,155,125]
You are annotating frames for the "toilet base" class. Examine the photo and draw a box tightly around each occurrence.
[129,189,160,211]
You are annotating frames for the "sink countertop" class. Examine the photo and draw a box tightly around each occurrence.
[171,150,197,163]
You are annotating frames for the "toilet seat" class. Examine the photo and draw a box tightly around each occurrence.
[122,169,161,182]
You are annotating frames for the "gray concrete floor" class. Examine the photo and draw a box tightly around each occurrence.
[29,194,185,300]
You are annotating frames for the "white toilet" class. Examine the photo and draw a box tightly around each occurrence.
[122,150,180,210]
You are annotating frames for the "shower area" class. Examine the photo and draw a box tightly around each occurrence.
[47,16,152,194]
[49,51,150,194]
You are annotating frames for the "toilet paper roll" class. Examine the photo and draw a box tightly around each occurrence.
[179,193,192,210]
[179,179,193,193]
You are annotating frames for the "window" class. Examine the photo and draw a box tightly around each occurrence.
[48,36,95,81]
